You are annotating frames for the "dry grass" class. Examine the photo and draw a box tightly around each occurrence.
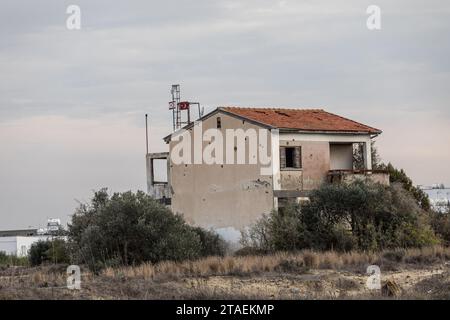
[1,246,449,300]
[101,246,450,281]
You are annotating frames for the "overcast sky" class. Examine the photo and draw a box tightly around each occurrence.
[1,0,449,229]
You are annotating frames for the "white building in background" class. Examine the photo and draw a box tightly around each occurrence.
[0,218,65,257]
[0,235,54,257]
[420,185,450,213]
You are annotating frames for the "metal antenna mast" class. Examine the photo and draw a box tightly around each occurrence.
[145,114,149,154]
[169,84,202,131]
[170,84,181,131]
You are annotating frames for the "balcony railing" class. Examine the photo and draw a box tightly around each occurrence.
[327,169,390,186]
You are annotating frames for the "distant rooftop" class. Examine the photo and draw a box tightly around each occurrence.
[0,229,38,237]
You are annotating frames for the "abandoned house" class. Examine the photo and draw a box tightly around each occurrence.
[146,107,389,243]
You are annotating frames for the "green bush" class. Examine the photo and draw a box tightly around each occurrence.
[29,241,50,266]
[68,189,225,271]
[0,251,29,266]
[378,162,431,211]
[354,142,431,211]
[243,181,439,252]
[28,239,70,266]
[430,211,450,246]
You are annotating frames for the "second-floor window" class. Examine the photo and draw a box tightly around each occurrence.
[280,146,302,169]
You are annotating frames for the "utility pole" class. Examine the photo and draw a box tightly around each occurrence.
[145,114,149,155]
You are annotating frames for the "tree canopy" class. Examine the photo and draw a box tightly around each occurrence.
[68,189,225,271]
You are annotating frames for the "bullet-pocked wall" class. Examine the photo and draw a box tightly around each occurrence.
[168,111,274,244]
[279,139,331,191]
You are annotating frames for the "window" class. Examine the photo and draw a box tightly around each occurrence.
[216,117,222,129]
[280,146,301,169]
[152,159,168,183]
[285,147,295,168]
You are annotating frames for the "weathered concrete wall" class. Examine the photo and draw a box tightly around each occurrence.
[330,144,353,170]
[342,173,390,185]
[146,153,171,199]
[280,170,303,190]
[278,134,373,191]
[279,139,330,191]
[169,112,274,243]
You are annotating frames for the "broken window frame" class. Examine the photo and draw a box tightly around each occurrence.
[280,146,302,170]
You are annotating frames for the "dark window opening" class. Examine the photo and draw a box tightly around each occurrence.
[278,197,289,208]
[160,197,171,205]
[286,148,294,168]
[280,146,302,169]
[217,117,222,129]
[278,197,297,215]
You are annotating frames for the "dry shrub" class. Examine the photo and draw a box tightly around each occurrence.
[224,256,235,271]
[133,263,155,280]
[103,263,156,280]
[102,267,115,278]
[336,277,360,291]
[100,245,450,281]
[275,258,307,273]
[403,246,450,265]
[410,271,450,299]
[32,272,43,285]
[382,280,402,297]
[156,261,179,275]
[382,249,406,263]
[303,251,319,268]
[208,259,220,273]
[321,251,342,269]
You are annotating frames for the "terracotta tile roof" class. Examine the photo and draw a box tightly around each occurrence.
[220,107,381,134]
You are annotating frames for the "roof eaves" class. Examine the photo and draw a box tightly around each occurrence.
[278,128,380,135]
[319,110,382,135]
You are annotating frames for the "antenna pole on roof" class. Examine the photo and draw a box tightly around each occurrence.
[169,84,201,131]
[145,114,149,155]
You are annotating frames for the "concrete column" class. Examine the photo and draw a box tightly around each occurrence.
[271,129,281,210]
[271,129,281,190]
[363,140,372,170]
[146,154,154,193]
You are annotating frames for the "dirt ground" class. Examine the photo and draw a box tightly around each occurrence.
[185,265,449,299]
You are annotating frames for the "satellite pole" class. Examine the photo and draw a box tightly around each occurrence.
[145,114,149,155]
[170,85,181,131]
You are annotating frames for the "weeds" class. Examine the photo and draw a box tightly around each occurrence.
[0,252,29,267]
[102,245,450,280]
[1,246,449,300]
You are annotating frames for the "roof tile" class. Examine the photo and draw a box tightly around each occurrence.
[221,107,381,134]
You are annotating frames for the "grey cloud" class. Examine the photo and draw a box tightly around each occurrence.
[0,0,449,228]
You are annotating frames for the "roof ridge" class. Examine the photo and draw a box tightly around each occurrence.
[221,106,325,111]
[219,107,274,128]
